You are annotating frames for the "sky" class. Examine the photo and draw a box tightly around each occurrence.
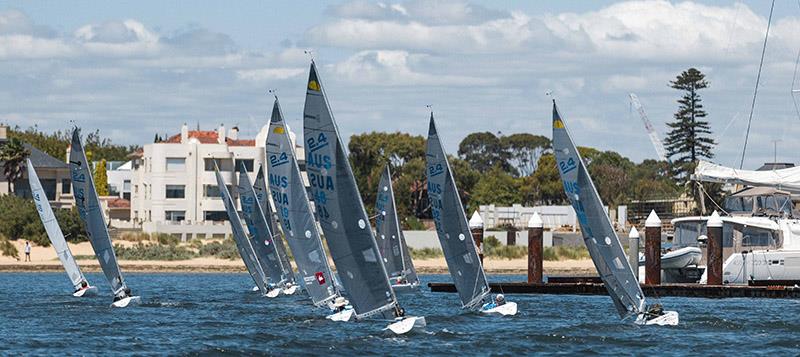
[1,0,799,169]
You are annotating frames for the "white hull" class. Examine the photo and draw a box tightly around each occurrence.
[283,285,298,295]
[326,307,354,322]
[722,249,800,284]
[635,310,679,326]
[111,296,141,308]
[265,288,281,298]
[481,301,518,316]
[72,286,98,297]
[638,247,702,269]
[251,286,260,292]
[385,316,426,334]
[391,282,420,294]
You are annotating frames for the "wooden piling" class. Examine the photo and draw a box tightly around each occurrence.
[469,211,484,264]
[527,213,544,284]
[645,210,661,285]
[707,211,724,285]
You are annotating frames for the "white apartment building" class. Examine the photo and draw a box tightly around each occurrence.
[130,123,306,240]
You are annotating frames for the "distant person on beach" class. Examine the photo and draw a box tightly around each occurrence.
[24,241,31,262]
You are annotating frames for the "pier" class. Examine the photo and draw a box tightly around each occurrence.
[428,280,800,299]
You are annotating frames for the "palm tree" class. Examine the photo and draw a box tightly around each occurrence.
[0,138,31,193]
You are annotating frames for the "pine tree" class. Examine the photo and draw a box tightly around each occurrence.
[94,158,109,196]
[664,68,715,181]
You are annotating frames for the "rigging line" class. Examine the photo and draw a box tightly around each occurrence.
[695,181,729,216]
[739,0,775,169]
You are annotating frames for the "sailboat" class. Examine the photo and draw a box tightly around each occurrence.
[551,101,678,326]
[69,128,140,307]
[303,60,425,334]
[266,96,344,313]
[237,164,296,297]
[375,165,419,292]
[426,114,517,316]
[253,165,297,295]
[27,159,98,297]
[214,167,274,296]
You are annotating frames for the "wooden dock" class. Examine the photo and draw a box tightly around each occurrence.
[428,281,800,299]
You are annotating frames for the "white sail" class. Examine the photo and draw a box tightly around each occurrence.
[27,159,88,291]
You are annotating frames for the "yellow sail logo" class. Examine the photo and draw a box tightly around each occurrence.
[308,80,320,91]
[273,126,285,134]
[553,119,565,129]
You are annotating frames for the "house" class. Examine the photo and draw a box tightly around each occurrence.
[130,123,306,240]
[0,125,74,208]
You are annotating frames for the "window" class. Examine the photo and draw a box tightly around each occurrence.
[204,211,228,221]
[165,185,185,199]
[166,157,186,172]
[204,184,232,198]
[40,179,57,200]
[165,210,186,222]
[61,179,71,194]
[108,184,120,197]
[204,158,233,171]
[123,180,131,191]
[235,159,254,172]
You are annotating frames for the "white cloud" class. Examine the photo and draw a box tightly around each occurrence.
[332,50,491,86]
[236,67,305,82]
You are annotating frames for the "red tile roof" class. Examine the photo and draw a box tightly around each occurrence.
[161,131,254,146]
[106,198,130,209]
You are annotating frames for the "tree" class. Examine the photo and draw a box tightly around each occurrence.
[0,137,30,192]
[0,194,86,246]
[469,167,519,211]
[449,156,481,211]
[458,132,514,175]
[530,154,567,205]
[94,158,109,196]
[664,68,715,180]
[8,126,139,163]
[500,133,551,177]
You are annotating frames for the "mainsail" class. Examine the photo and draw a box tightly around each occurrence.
[27,159,87,291]
[425,115,490,309]
[375,165,418,285]
[266,97,338,306]
[215,168,270,293]
[552,101,645,318]
[69,129,130,297]
[254,166,294,282]
[303,61,398,319]
[237,165,290,285]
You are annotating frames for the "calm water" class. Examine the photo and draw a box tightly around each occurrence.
[1,273,799,356]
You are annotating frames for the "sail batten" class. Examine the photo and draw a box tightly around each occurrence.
[426,115,490,309]
[375,165,418,284]
[215,168,271,294]
[303,61,398,319]
[552,101,645,317]
[69,129,129,297]
[28,159,87,291]
[237,166,290,285]
[267,97,339,307]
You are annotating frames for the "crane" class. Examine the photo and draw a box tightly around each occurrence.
[629,93,669,162]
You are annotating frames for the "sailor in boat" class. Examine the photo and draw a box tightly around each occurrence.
[112,287,133,302]
[74,281,89,293]
[331,296,348,313]
[642,303,665,320]
[395,276,408,285]
[393,305,406,318]
[481,294,506,311]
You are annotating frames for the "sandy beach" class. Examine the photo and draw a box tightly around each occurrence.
[0,240,597,275]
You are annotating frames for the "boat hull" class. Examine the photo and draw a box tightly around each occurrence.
[73,286,98,297]
[111,296,141,308]
[385,316,426,334]
[391,282,420,294]
[635,310,679,326]
[481,301,518,316]
[326,307,354,322]
[722,249,800,285]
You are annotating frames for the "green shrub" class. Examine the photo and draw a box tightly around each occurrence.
[485,244,528,260]
[409,247,443,259]
[198,239,240,260]
[120,232,153,242]
[403,216,426,230]
[0,236,18,258]
[113,243,196,260]
[156,233,180,246]
[0,195,86,246]
[483,235,501,250]
[543,245,590,261]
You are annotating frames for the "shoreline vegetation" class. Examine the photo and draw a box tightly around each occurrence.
[0,234,596,275]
